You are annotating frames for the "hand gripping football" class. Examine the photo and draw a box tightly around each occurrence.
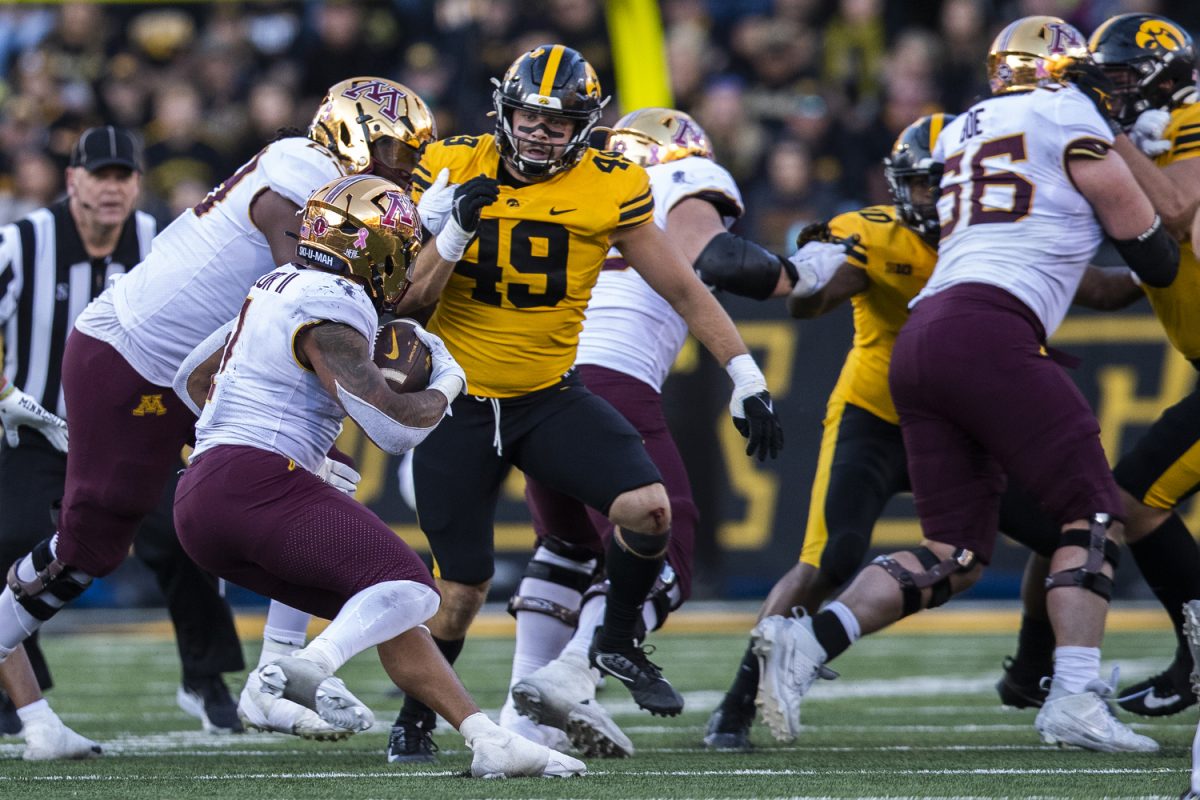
[373,319,432,394]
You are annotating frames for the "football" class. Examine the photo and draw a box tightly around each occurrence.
[373,318,432,394]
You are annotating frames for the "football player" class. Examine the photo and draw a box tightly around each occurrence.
[1001,12,1200,720]
[746,16,1177,753]
[0,78,435,740]
[171,174,583,778]
[495,108,807,757]
[384,45,784,761]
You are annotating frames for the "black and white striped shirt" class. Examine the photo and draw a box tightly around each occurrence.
[0,200,156,417]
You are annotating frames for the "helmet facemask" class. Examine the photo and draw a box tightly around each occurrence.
[886,163,943,243]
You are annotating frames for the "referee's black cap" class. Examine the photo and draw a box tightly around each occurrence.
[70,126,141,172]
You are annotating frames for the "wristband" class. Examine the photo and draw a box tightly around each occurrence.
[435,217,474,263]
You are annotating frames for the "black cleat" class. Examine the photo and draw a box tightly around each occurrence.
[589,640,683,717]
[386,720,438,763]
[178,675,244,734]
[703,704,754,751]
[1118,659,1196,717]
[0,691,20,735]
[995,656,1049,709]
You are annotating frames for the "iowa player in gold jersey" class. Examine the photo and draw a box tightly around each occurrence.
[386,44,783,760]
[1001,13,1200,718]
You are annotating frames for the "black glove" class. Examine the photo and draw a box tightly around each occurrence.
[732,390,784,461]
[1064,60,1121,134]
[451,175,500,232]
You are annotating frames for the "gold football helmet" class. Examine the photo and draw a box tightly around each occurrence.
[297,174,421,310]
[605,107,714,167]
[987,16,1089,95]
[309,77,436,184]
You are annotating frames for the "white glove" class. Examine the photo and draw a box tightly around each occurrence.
[416,168,456,236]
[412,324,466,409]
[316,457,361,495]
[787,241,849,298]
[0,384,68,452]
[1129,108,1171,158]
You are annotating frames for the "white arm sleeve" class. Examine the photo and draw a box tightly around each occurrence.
[173,319,236,417]
[335,381,440,455]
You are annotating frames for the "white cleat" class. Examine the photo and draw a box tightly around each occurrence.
[510,653,599,730]
[238,667,354,741]
[22,718,102,761]
[565,699,634,758]
[464,715,586,778]
[256,657,374,734]
[499,697,571,752]
[1183,600,1200,696]
[751,612,837,743]
[1035,677,1159,753]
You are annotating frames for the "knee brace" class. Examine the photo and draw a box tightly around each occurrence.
[870,546,977,618]
[643,562,683,633]
[507,536,598,626]
[6,537,93,622]
[1044,513,1121,601]
[614,528,670,560]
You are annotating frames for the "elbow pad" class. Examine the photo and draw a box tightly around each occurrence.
[336,382,439,455]
[1113,216,1179,289]
[694,232,793,301]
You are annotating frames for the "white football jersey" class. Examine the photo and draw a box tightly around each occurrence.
[577,156,743,391]
[917,86,1114,336]
[191,264,377,474]
[75,136,345,386]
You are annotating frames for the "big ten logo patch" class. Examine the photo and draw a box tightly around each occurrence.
[132,394,167,416]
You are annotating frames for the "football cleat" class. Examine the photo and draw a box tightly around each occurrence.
[565,700,633,759]
[0,691,21,735]
[996,656,1050,709]
[703,704,754,752]
[751,612,838,743]
[1183,600,1200,698]
[256,657,374,734]
[589,639,683,717]
[463,714,586,778]
[238,667,353,741]
[386,718,438,763]
[176,675,244,734]
[499,697,572,752]
[1117,658,1195,717]
[1035,676,1159,753]
[511,653,599,730]
[22,717,101,761]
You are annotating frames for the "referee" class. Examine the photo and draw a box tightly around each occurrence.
[0,127,245,735]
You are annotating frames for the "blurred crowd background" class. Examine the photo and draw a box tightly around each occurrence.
[2,0,1197,252]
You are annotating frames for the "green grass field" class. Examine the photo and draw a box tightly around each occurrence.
[0,610,1191,799]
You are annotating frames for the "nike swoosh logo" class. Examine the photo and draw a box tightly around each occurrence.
[549,207,576,216]
[1141,691,1183,710]
[385,329,401,360]
[594,660,634,684]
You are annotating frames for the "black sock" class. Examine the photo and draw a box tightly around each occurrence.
[1011,613,1055,676]
[812,610,851,661]
[396,636,464,728]
[597,532,665,650]
[722,642,760,711]
[1129,513,1200,660]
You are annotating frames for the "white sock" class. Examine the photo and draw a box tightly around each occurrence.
[258,602,311,667]
[509,545,593,685]
[1052,645,1101,694]
[561,592,606,664]
[0,584,43,655]
[295,580,439,674]
[825,601,861,643]
[16,698,53,725]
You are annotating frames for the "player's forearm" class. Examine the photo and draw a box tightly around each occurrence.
[671,283,748,366]
[1113,135,1194,237]
[395,245,457,312]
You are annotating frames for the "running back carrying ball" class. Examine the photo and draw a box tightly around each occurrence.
[374,319,432,393]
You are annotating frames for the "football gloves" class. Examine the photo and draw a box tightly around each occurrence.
[726,354,783,461]
[435,174,501,263]
[412,324,466,410]
[1064,61,1121,134]
[1129,108,1171,158]
[416,167,455,237]
[316,457,361,495]
[788,235,860,298]
[0,383,67,452]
